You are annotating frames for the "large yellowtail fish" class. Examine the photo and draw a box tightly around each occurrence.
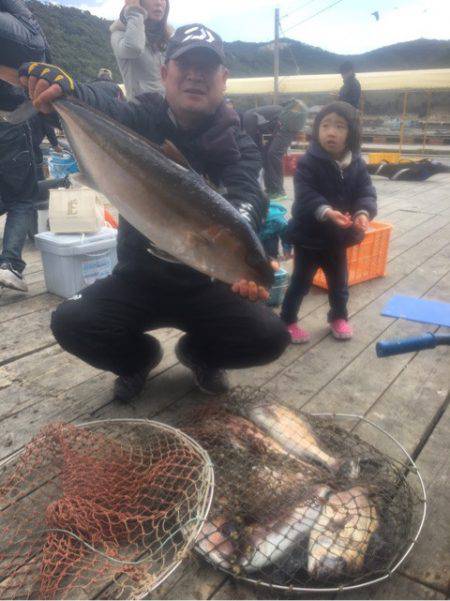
[0,87,274,288]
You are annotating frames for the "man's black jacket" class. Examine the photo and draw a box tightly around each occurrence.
[339,74,361,109]
[73,84,268,285]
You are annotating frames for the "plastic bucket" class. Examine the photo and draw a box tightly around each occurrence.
[267,268,290,307]
[47,151,79,179]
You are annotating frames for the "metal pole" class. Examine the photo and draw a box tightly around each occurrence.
[274,7,280,105]
[421,91,432,157]
[359,92,365,117]
[399,91,409,157]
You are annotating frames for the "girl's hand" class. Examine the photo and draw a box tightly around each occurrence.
[354,214,369,232]
[327,210,352,229]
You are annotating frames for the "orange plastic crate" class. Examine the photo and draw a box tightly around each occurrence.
[283,153,303,176]
[313,221,393,290]
[368,152,400,165]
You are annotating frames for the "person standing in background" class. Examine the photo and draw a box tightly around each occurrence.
[110,0,171,102]
[0,117,38,292]
[91,67,125,101]
[0,0,47,292]
[243,99,308,202]
[30,114,63,180]
[338,61,361,109]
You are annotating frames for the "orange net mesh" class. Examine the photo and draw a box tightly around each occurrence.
[0,420,213,600]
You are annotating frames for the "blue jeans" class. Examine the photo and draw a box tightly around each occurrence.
[0,193,34,273]
[0,122,37,273]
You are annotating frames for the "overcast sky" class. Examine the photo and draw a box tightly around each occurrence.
[75,0,450,54]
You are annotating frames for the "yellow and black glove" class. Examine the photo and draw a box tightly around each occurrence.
[18,62,75,94]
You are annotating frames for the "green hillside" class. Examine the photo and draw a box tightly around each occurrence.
[28,0,450,84]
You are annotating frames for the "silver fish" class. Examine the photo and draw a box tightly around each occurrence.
[246,403,339,470]
[240,486,330,572]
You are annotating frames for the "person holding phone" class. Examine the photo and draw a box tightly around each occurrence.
[110,0,171,102]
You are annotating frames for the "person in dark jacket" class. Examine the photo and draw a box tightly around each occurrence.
[243,99,308,201]
[281,101,377,343]
[91,68,125,101]
[0,0,48,292]
[0,0,49,68]
[18,23,289,402]
[30,113,63,179]
[338,61,361,109]
[0,117,38,292]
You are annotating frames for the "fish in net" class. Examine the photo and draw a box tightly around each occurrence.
[180,387,424,592]
[0,419,214,600]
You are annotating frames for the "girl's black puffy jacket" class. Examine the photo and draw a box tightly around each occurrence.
[286,141,377,250]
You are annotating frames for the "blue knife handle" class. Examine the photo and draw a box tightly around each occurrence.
[376,333,438,357]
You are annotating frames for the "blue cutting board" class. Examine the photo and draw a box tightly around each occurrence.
[382,295,450,327]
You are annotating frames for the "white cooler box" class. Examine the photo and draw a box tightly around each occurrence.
[34,228,118,298]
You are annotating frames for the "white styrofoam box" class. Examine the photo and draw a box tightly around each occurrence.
[34,227,118,298]
[37,209,49,234]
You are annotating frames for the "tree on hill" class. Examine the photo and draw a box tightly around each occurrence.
[27,0,450,83]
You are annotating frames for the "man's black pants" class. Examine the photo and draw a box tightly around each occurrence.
[280,245,349,325]
[51,273,290,377]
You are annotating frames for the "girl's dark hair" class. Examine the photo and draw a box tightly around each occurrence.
[144,0,172,52]
[312,101,361,153]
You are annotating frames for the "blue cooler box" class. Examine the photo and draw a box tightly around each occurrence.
[267,268,290,307]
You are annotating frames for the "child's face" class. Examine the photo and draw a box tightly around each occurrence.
[318,112,349,158]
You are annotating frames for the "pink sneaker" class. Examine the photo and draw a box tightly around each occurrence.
[286,323,310,344]
[330,319,353,340]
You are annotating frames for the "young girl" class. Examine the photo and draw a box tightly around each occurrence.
[110,0,171,102]
[281,101,377,342]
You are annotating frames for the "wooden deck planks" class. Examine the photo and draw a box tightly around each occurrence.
[0,174,449,600]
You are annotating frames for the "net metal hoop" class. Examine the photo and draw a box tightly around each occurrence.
[77,419,216,598]
[0,418,215,599]
[211,412,427,594]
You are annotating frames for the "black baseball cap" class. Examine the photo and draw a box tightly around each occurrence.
[166,24,226,64]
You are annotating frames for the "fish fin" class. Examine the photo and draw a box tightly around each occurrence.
[203,174,221,193]
[161,139,193,170]
[146,241,180,263]
[1,100,38,124]
[69,172,96,190]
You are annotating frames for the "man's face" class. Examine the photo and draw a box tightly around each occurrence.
[161,49,228,125]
